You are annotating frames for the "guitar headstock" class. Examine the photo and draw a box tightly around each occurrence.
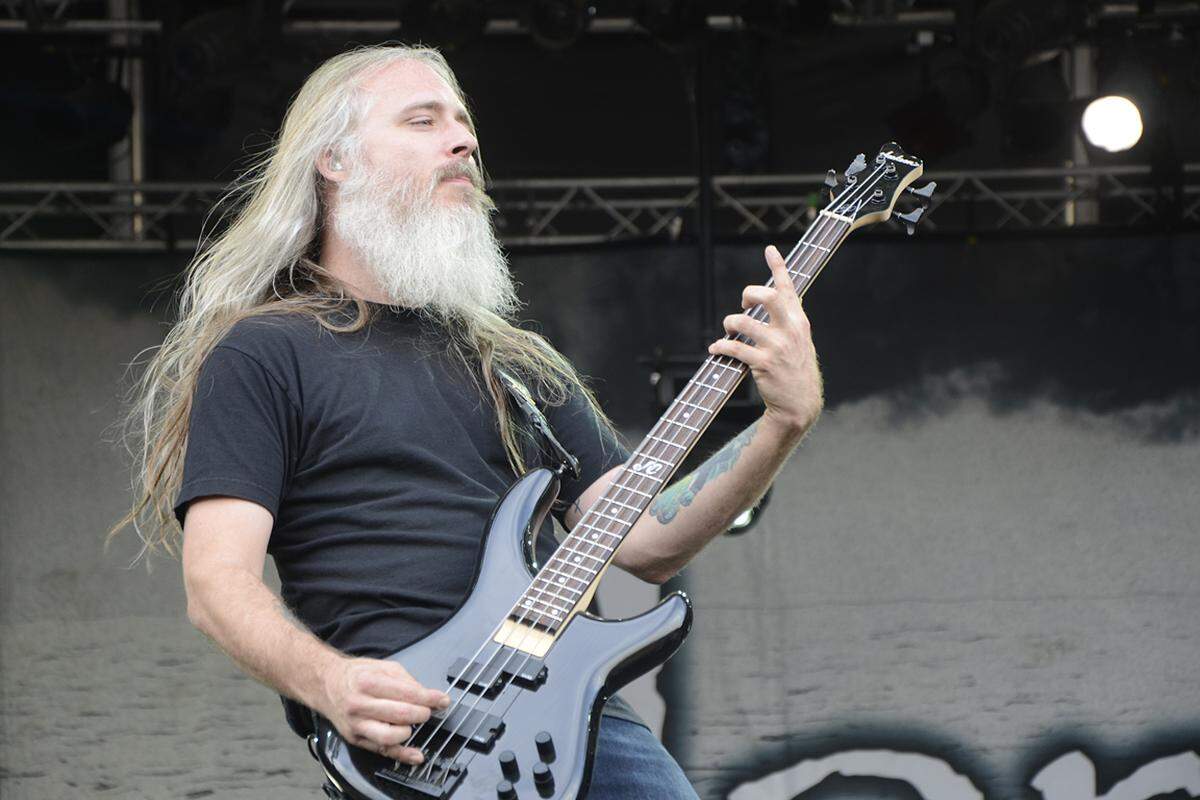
[823,142,935,234]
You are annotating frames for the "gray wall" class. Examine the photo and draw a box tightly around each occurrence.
[2,235,1198,798]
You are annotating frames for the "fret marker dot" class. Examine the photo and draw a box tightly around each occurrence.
[573,556,582,563]
[557,576,566,584]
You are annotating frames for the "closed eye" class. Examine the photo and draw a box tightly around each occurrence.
[410,118,435,126]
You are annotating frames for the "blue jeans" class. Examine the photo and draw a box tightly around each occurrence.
[587,715,699,800]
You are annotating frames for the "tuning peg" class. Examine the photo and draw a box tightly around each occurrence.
[896,206,925,235]
[845,153,867,176]
[905,181,936,205]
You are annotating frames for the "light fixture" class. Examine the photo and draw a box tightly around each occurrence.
[526,0,591,50]
[1081,95,1144,153]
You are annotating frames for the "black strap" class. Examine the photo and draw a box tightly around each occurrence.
[495,367,580,481]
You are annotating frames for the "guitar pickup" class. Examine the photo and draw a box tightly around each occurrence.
[447,652,547,698]
[428,705,504,753]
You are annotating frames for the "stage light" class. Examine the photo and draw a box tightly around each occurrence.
[1081,96,1144,153]
[526,0,591,50]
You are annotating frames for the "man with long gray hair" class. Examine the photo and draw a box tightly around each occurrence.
[111,43,823,797]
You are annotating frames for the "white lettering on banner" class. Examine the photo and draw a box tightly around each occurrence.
[1031,750,1200,800]
[725,749,984,800]
[725,748,1200,800]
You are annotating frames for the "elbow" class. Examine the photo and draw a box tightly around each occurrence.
[183,569,216,634]
[630,558,679,586]
[185,589,211,634]
[640,570,673,586]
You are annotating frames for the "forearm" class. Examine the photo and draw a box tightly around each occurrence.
[616,411,809,583]
[186,565,344,712]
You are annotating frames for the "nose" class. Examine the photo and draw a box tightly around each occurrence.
[449,120,477,162]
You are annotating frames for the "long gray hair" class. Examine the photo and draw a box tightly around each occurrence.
[108,43,616,563]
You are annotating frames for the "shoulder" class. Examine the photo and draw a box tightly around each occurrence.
[212,310,345,368]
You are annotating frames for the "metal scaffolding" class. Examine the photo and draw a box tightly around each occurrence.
[2,164,1197,251]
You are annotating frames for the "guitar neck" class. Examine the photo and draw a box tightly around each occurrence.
[509,210,855,631]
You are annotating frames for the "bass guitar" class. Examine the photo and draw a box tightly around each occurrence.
[309,141,934,799]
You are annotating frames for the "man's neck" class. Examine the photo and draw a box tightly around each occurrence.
[318,225,390,304]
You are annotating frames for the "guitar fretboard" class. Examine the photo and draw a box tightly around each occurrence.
[509,211,854,632]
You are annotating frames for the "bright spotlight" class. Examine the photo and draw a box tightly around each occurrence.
[1081,96,1143,153]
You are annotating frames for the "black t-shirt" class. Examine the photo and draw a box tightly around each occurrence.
[174,305,643,725]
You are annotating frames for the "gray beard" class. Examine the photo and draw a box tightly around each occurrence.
[332,164,518,322]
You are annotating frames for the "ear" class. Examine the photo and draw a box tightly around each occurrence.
[316,148,347,183]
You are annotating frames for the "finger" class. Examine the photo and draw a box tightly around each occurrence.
[709,337,765,367]
[721,313,775,347]
[383,744,427,765]
[361,672,451,709]
[361,698,437,727]
[355,720,419,761]
[741,285,780,316]
[764,245,801,320]
[379,664,453,708]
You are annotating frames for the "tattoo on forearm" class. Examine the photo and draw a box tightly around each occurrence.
[648,421,759,525]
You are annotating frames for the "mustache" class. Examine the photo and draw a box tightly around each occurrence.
[434,161,485,191]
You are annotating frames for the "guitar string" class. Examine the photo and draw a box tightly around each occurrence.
[408,159,891,786]
[402,158,893,784]
[410,160,889,785]
[412,160,892,782]
[425,192,870,787]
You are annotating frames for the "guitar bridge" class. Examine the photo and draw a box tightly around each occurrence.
[376,756,465,798]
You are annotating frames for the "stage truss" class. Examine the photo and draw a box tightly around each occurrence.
[2,164,1197,251]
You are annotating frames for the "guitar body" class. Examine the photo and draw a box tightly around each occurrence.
[312,468,694,800]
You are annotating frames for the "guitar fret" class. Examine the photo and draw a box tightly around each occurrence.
[665,417,701,433]
[708,360,741,374]
[529,577,580,600]
[544,566,589,585]
[517,594,572,618]
[647,434,686,450]
[564,532,614,551]
[632,452,672,467]
[578,522,622,541]
[625,471,664,485]
[588,509,629,526]
[526,582,580,611]
[611,483,655,499]
[559,545,607,565]
[694,371,732,391]
[802,241,831,253]
[675,398,712,413]
[603,497,643,514]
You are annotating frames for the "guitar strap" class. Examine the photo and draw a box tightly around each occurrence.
[494,366,581,481]
[283,368,582,741]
